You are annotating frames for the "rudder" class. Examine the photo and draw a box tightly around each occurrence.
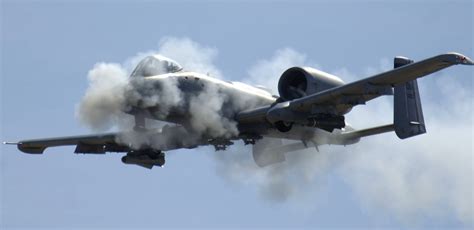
[393,57,426,139]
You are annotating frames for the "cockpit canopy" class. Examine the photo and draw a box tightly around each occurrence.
[130,54,183,77]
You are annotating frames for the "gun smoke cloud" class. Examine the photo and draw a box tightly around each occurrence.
[76,63,128,130]
[243,49,472,225]
[76,37,472,226]
[77,38,228,134]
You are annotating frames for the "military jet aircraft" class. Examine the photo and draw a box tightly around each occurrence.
[5,52,473,168]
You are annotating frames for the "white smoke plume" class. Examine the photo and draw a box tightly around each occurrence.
[124,76,183,119]
[337,73,473,225]
[158,37,223,78]
[76,37,250,147]
[75,63,128,131]
[246,48,308,94]
[216,48,472,226]
[188,84,239,138]
[213,141,341,203]
[215,49,343,204]
[123,37,222,79]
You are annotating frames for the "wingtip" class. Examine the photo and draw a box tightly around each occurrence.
[446,52,474,65]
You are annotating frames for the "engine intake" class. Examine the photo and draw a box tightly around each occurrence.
[278,67,345,101]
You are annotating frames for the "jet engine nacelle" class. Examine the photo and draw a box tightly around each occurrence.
[278,67,345,101]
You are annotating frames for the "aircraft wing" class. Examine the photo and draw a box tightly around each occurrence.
[8,126,214,168]
[11,125,209,155]
[289,52,473,112]
[13,133,123,154]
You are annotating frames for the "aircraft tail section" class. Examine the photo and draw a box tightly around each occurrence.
[393,57,426,139]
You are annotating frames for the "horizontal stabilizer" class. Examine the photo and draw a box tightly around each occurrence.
[331,124,395,145]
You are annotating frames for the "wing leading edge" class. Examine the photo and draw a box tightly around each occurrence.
[9,126,211,169]
[16,133,119,154]
[13,125,211,155]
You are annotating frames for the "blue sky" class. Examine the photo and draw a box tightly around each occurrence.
[1,0,472,229]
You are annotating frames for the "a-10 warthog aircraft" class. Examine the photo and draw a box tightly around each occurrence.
[5,52,473,169]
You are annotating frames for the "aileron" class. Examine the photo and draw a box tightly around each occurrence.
[17,133,117,154]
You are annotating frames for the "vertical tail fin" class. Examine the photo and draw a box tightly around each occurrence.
[393,57,427,139]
